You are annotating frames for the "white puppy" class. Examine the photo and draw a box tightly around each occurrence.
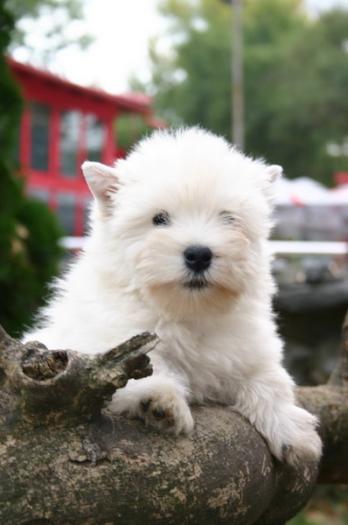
[25,128,321,464]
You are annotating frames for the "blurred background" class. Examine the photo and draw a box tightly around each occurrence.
[1,0,348,522]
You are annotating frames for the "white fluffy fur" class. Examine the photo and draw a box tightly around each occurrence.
[24,128,322,464]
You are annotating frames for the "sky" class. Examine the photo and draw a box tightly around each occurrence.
[12,0,348,94]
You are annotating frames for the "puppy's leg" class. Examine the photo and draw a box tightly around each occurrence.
[234,364,322,465]
[109,374,194,435]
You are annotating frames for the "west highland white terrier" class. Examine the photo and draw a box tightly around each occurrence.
[25,128,321,464]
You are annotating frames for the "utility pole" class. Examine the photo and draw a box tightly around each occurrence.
[231,0,244,150]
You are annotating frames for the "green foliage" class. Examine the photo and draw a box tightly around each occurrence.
[288,485,348,524]
[141,0,348,185]
[288,517,313,525]
[116,114,152,153]
[0,3,63,337]
[5,0,92,62]
[5,0,83,22]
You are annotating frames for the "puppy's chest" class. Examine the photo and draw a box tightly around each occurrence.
[155,321,238,400]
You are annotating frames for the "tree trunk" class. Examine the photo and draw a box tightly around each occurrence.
[1,314,347,525]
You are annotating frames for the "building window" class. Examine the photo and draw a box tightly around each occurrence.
[86,114,105,162]
[57,193,76,234]
[30,102,50,171]
[59,111,81,178]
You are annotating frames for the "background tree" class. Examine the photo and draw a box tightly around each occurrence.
[137,0,348,185]
[5,0,92,65]
[116,114,154,154]
[0,2,63,337]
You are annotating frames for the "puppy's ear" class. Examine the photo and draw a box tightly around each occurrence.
[261,164,282,204]
[82,161,118,212]
[266,164,283,183]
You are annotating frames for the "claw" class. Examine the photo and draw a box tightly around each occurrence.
[140,399,151,413]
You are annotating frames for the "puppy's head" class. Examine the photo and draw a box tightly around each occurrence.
[82,128,281,319]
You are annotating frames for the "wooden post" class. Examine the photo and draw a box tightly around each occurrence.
[231,0,244,150]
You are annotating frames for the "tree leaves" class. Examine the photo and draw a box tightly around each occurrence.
[142,0,348,185]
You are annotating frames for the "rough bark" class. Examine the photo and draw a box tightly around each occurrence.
[0,316,347,525]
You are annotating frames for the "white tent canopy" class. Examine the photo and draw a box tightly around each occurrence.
[273,177,348,206]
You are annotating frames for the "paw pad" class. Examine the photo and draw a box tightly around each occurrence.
[138,398,179,430]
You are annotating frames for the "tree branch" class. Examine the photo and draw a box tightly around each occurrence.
[328,310,348,386]
[0,325,156,422]
[0,316,347,524]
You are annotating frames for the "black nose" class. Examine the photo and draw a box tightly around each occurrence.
[184,245,212,273]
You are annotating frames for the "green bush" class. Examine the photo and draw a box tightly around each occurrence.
[0,4,63,337]
[116,113,152,152]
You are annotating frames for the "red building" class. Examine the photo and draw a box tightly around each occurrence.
[9,59,162,235]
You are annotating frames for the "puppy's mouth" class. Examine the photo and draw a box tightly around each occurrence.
[183,275,209,291]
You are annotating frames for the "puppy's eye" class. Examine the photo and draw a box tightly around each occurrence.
[219,211,235,224]
[152,210,170,226]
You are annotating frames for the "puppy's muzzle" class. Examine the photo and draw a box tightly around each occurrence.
[184,245,212,273]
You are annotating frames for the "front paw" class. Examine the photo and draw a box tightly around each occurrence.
[282,418,322,466]
[270,406,322,466]
[110,379,194,435]
[138,391,194,435]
